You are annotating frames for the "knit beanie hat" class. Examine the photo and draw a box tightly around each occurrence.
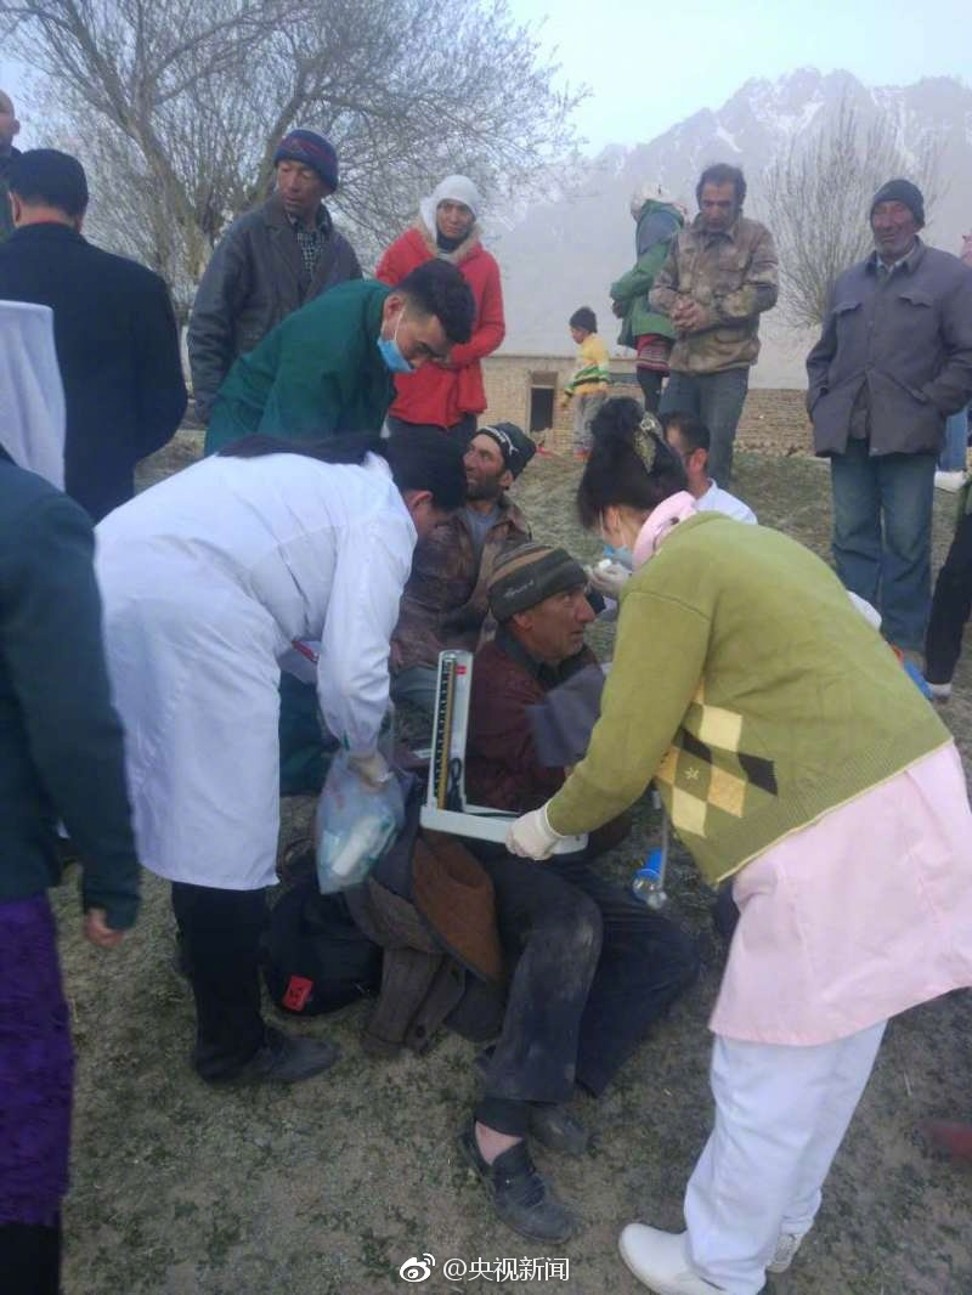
[870,179,924,229]
[273,129,339,191]
[477,422,537,480]
[488,542,588,622]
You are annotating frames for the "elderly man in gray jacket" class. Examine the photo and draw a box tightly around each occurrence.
[188,128,361,424]
[807,180,972,657]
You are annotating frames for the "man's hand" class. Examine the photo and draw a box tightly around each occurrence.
[505,804,564,860]
[611,298,625,318]
[83,908,127,949]
[671,299,711,334]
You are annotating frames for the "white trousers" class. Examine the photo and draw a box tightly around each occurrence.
[683,1022,887,1295]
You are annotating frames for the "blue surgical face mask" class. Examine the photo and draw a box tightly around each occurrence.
[602,543,634,570]
[377,311,414,374]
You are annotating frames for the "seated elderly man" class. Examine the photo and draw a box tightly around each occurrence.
[390,422,534,713]
[457,541,699,1243]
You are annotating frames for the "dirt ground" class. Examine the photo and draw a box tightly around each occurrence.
[54,393,972,1295]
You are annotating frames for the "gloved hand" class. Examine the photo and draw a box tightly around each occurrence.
[585,558,631,600]
[505,803,564,860]
[348,749,392,788]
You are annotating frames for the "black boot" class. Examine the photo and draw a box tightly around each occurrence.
[206,1027,341,1086]
[458,1123,576,1242]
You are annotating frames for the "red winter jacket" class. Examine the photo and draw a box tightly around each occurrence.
[375,223,505,427]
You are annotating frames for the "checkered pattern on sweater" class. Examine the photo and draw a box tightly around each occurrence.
[655,682,778,839]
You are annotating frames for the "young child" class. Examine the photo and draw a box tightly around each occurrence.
[561,306,610,460]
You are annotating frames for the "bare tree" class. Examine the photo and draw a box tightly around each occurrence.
[1,0,585,315]
[763,96,945,329]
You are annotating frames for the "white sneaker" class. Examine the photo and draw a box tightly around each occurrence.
[766,1230,806,1273]
[926,680,953,701]
[618,1225,725,1294]
[934,470,967,493]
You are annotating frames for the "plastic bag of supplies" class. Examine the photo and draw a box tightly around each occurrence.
[315,751,406,894]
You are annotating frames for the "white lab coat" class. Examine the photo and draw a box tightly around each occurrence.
[95,450,415,890]
[0,299,66,488]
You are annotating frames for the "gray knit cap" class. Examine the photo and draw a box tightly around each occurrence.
[488,542,588,621]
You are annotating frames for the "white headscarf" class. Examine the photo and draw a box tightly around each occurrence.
[0,300,66,488]
[419,174,482,234]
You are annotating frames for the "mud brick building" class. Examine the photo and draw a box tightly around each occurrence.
[481,353,642,451]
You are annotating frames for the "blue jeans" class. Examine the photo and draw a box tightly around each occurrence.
[939,406,970,472]
[659,368,750,487]
[830,438,936,651]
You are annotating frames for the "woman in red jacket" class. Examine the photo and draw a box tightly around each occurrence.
[376,175,505,446]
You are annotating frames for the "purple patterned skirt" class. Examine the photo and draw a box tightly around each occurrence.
[0,893,74,1227]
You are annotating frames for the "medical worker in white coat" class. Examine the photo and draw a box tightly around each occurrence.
[95,429,465,1085]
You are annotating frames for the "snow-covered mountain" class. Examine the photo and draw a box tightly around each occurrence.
[489,68,972,387]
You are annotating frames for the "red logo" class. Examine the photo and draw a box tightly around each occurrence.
[283,975,314,1012]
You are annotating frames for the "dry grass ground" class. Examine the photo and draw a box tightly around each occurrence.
[54,395,972,1294]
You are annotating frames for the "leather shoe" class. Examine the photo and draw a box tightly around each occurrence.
[458,1123,576,1243]
[212,1027,341,1086]
[528,1104,590,1157]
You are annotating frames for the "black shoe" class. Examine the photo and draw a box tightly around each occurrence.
[209,1028,341,1086]
[458,1123,577,1243]
[529,1104,590,1157]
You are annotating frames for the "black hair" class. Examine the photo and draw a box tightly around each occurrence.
[696,162,746,208]
[383,427,466,510]
[9,149,89,218]
[397,259,475,345]
[569,306,597,334]
[576,397,687,530]
[219,428,466,512]
[660,411,710,455]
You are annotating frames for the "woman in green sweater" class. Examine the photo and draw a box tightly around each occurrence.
[506,397,972,1295]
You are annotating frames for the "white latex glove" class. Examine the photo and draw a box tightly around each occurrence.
[505,803,564,860]
[348,749,392,788]
[585,558,631,600]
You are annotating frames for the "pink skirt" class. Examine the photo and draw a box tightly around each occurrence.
[710,743,972,1046]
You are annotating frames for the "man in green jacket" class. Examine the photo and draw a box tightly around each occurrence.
[610,184,684,413]
[204,259,476,453]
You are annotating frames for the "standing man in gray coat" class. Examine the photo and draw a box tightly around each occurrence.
[807,180,972,657]
[187,128,362,424]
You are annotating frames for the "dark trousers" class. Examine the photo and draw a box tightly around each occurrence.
[637,368,665,414]
[171,882,269,1081]
[925,510,972,684]
[474,851,699,1135]
[0,1219,61,1295]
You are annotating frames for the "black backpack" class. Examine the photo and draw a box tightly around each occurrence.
[262,881,383,1016]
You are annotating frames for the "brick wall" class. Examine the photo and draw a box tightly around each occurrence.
[481,353,643,451]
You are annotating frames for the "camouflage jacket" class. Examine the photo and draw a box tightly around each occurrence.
[649,214,778,374]
[391,496,531,675]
